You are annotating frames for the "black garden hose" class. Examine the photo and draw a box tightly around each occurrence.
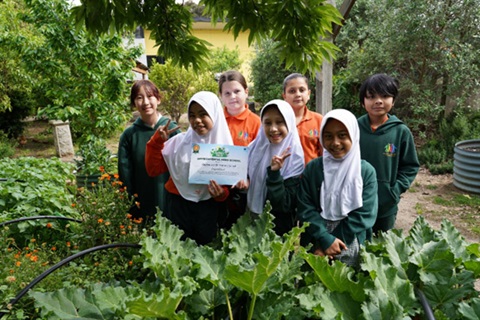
[0,215,82,228]
[0,242,141,317]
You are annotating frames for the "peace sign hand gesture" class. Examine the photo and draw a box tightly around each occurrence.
[270,147,291,171]
[157,119,180,141]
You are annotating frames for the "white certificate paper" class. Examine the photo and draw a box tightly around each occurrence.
[188,143,248,185]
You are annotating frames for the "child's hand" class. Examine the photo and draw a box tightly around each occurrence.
[208,180,225,199]
[270,147,292,171]
[324,238,347,259]
[233,179,249,190]
[157,119,180,141]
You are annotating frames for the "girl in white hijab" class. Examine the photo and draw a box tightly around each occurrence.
[247,100,304,235]
[297,109,378,266]
[145,91,234,245]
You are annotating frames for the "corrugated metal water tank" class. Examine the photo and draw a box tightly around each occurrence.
[453,139,480,194]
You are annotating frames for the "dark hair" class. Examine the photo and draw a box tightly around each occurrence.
[218,70,248,93]
[359,74,399,105]
[130,80,162,106]
[282,73,309,93]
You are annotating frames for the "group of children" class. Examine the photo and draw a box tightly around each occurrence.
[118,72,420,265]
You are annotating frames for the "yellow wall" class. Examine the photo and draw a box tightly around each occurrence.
[144,22,255,79]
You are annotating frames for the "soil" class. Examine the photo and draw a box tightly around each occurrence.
[396,168,479,244]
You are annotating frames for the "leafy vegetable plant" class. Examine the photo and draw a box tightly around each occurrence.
[29,213,480,319]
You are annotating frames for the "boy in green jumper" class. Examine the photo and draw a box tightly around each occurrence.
[358,74,420,234]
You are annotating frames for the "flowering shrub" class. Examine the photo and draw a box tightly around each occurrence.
[74,135,116,176]
[0,169,148,318]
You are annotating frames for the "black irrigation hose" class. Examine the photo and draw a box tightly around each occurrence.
[0,243,141,317]
[415,287,436,320]
[0,215,82,228]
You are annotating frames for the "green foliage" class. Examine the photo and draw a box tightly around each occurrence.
[72,0,342,73]
[74,135,116,176]
[28,214,480,319]
[149,60,197,124]
[149,46,242,122]
[250,39,315,106]
[334,0,480,140]
[0,165,146,317]
[0,157,77,222]
[71,0,211,71]
[22,0,141,140]
[0,132,17,159]
[0,0,39,138]
[207,45,242,74]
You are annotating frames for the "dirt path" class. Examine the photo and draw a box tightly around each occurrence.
[396,168,479,243]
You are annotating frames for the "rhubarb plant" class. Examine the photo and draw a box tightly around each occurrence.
[29,213,480,319]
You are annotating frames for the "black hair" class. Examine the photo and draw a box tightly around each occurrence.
[359,74,399,106]
[282,73,309,93]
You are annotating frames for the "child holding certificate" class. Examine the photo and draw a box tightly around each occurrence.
[297,109,378,267]
[247,100,304,236]
[145,91,234,245]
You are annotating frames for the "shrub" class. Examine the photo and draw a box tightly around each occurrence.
[0,132,17,159]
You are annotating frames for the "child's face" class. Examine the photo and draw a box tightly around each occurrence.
[220,80,248,116]
[262,107,288,144]
[189,102,213,136]
[134,86,159,118]
[282,78,310,111]
[363,91,394,118]
[322,119,352,159]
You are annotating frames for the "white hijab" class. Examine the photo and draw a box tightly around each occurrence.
[162,91,233,202]
[247,100,304,214]
[320,109,363,221]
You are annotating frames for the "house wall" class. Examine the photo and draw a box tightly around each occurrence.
[143,22,255,79]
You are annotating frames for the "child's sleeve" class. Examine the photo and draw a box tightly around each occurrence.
[266,167,300,213]
[297,161,336,250]
[331,163,378,246]
[145,130,169,177]
[395,129,420,195]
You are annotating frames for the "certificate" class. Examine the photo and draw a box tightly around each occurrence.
[188,143,248,185]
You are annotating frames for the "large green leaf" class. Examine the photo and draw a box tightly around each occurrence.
[304,254,366,302]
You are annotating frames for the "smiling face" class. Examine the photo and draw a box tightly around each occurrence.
[362,91,394,121]
[220,80,248,116]
[134,85,160,118]
[282,77,311,111]
[189,102,213,136]
[262,105,288,144]
[322,119,352,159]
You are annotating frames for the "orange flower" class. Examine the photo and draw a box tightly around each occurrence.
[121,231,126,235]
[71,203,76,208]
[133,218,143,224]
[6,276,16,283]
[98,218,104,224]
[128,261,133,266]
[113,173,119,179]
[135,201,141,208]
[66,242,71,247]
[15,261,21,267]
[105,221,111,226]
[51,246,57,251]
[30,255,38,262]
[99,166,105,173]
[30,238,36,243]
[25,253,32,258]
[46,223,52,228]
[119,225,125,229]
[133,193,138,198]
[126,213,132,219]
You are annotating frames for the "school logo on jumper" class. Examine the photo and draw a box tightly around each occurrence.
[237,130,249,140]
[383,143,397,157]
[308,129,319,137]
